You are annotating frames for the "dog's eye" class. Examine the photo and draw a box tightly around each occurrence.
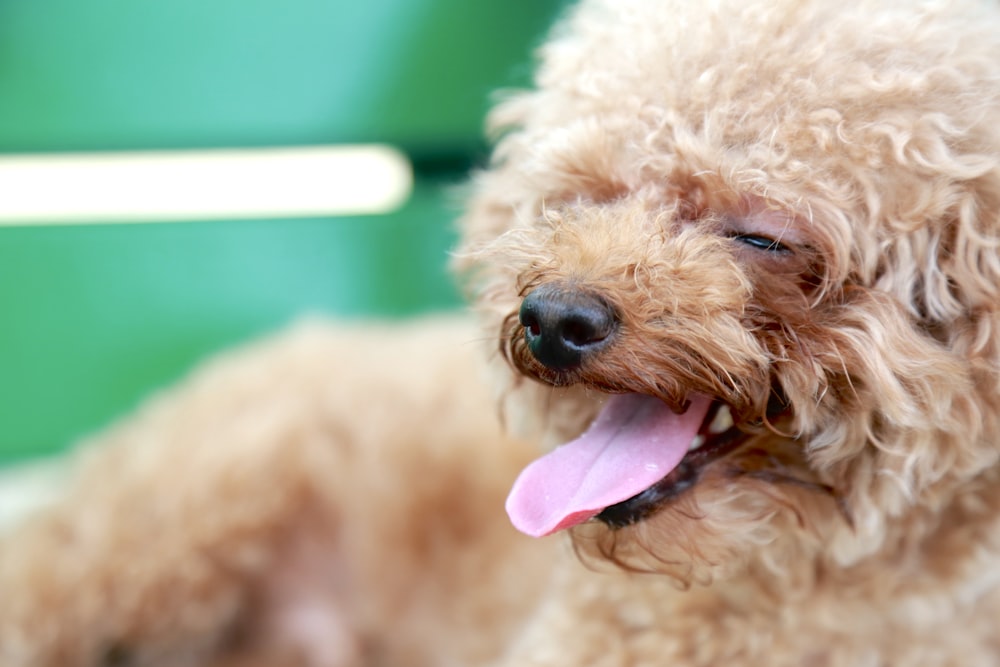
[728,233,790,253]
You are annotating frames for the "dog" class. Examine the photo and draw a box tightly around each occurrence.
[4,0,1000,664]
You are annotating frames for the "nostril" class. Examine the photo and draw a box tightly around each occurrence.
[521,312,542,338]
[517,285,618,371]
[562,319,592,347]
[560,308,614,348]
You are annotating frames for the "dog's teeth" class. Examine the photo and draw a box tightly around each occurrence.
[687,434,705,452]
[708,405,734,434]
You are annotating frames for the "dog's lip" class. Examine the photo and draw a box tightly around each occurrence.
[595,399,749,529]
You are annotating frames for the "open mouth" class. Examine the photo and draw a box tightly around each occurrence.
[596,400,747,528]
[505,393,754,537]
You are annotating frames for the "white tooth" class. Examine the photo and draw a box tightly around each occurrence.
[708,405,734,434]
[687,434,705,452]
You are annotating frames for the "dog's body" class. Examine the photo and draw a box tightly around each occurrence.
[5,0,1000,665]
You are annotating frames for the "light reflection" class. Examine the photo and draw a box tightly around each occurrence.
[0,144,413,225]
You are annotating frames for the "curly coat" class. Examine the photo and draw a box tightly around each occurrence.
[3,0,1000,665]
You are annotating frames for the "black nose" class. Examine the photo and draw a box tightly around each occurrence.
[518,285,618,371]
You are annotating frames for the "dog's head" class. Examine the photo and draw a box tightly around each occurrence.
[458,0,1000,584]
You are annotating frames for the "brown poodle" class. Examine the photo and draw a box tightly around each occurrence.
[4,0,1000,665]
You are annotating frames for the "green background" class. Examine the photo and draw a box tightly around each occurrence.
[0,0,566,462]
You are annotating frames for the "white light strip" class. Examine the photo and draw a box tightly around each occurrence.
[0,145,413,225]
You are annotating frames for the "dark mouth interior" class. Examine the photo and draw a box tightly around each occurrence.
[596,400,749,529]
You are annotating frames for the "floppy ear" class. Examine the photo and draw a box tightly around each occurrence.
[796,286,992,548]
[933,172,1000,318]
[940,174,1000,458]
[800,164,1000,525]
[866,172,1000,325]
[870,165,1000,426]
[919,171,1000,443]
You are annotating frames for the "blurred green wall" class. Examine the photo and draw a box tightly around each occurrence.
[0,0,566,462]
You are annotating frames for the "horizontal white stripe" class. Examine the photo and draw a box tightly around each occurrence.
[0,145,413,225]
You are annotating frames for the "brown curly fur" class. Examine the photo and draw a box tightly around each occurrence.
[4,0,1000,665]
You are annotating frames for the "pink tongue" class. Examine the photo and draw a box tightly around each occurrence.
[506,393,712,537]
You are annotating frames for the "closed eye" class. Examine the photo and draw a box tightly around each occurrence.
[728,232,790,253]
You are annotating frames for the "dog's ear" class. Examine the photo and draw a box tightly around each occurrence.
[803,167,1000,534]
[946,179,1000,310]
[931,180,1000,321]
[866,157,1000,383]
[801,286,992,551]
[924,173,1000,380]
